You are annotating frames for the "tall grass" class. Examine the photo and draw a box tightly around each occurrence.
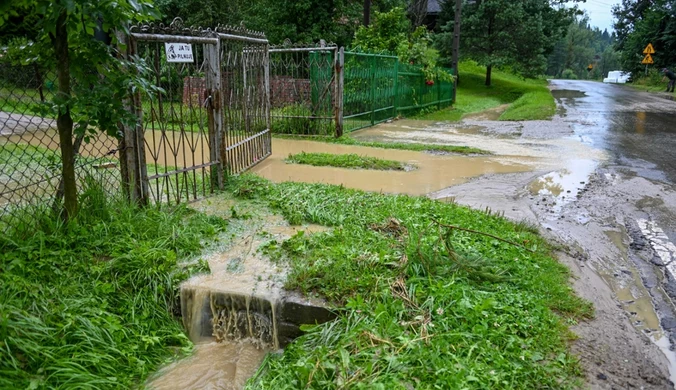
[0,179,226,389]
[231,175,592,389]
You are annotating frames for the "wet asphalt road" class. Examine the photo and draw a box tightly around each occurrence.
[550,80,676,184]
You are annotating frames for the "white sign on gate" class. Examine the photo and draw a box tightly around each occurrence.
[164,42,194,63]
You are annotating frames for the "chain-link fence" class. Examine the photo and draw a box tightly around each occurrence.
[269,43,338,136]
[1,19,272,231]
[0,62,122,234]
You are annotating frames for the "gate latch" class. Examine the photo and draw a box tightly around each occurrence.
[203,95,212,109]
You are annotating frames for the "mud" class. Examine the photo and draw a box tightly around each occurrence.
[252,138,533,195]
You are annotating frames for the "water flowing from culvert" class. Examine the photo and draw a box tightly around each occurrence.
[146,218,332,390]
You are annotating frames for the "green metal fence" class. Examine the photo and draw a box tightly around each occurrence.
[342,50,455,133]
[266,44,455,136]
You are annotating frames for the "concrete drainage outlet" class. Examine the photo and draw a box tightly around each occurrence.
[181,286,335,349]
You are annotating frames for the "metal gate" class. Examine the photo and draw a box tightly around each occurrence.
[269,42,342,136]
[128,19,271,206]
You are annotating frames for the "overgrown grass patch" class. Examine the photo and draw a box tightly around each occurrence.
[230,175,592,389]
[418,61,556,122]
[286,152,411,171]
[274,134,490,155]
[0,183,227,389]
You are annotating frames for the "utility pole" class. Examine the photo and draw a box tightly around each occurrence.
[451,0,462,102]
[364,0,371,26]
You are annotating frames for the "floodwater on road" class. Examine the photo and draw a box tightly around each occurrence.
[251,138,535,195]
[550,80,676,183]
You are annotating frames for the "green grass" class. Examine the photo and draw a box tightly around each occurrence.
[274,134,490,155]
[625,69,674,93]
[0,182,227,389]
[229,175,593,389]
[418,61,556,122]
[286,152,411,171]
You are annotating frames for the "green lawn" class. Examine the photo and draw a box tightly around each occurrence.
[230,175,592,389]
[418,61,556,122]
[286,152,412,171]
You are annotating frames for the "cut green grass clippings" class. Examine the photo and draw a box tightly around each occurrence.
[417,61,556,122]
[0,182,227,389]
[286,152,411,171]
[273,134,490,155]
[230,174,593,390]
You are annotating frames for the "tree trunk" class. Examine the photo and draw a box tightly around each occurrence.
[53,10,78,221]
[363,0,371,26]
[485,65,492,86]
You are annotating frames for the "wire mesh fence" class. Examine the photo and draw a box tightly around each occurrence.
[2,19,272,232]
[265,44,455,136]
[0,62,122,234]
[269,44,337,136]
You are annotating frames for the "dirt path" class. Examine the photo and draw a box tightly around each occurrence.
[350,83,676,388]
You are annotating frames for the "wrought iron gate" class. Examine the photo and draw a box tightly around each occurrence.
[128,19,271,206]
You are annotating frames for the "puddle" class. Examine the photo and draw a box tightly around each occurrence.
[252,138,533,195]
[528,159,598,215]
[551,89,587,100]
[146,340,266,390]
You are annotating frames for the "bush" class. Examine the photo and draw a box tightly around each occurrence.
[561,69,578,80]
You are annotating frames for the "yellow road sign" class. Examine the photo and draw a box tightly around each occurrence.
[643,43,655,54]
[642,54,654,64]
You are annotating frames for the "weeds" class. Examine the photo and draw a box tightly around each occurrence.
[286,152,411,171]
[0,181,226,389]
[230,175,592,389]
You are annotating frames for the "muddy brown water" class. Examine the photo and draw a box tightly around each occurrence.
[147,341,266,390]
[251,138,533,195]
[147,198,331,390]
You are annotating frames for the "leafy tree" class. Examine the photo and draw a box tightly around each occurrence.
[352,7,447,80]
[154,0,406,46]
[613,0,676,75]
[546,16,620,79]
[436,0,575,86]
[0,1,158,221]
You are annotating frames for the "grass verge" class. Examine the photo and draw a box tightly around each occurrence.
[274,134,490,155]
[286,152,411,171]
[0,183,227,389]
[418,61,556,122]
[229,175,593,389]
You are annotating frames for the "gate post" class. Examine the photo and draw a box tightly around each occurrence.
[335,47,344,138]
[205,38,224,189]
[118,30,148,205]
